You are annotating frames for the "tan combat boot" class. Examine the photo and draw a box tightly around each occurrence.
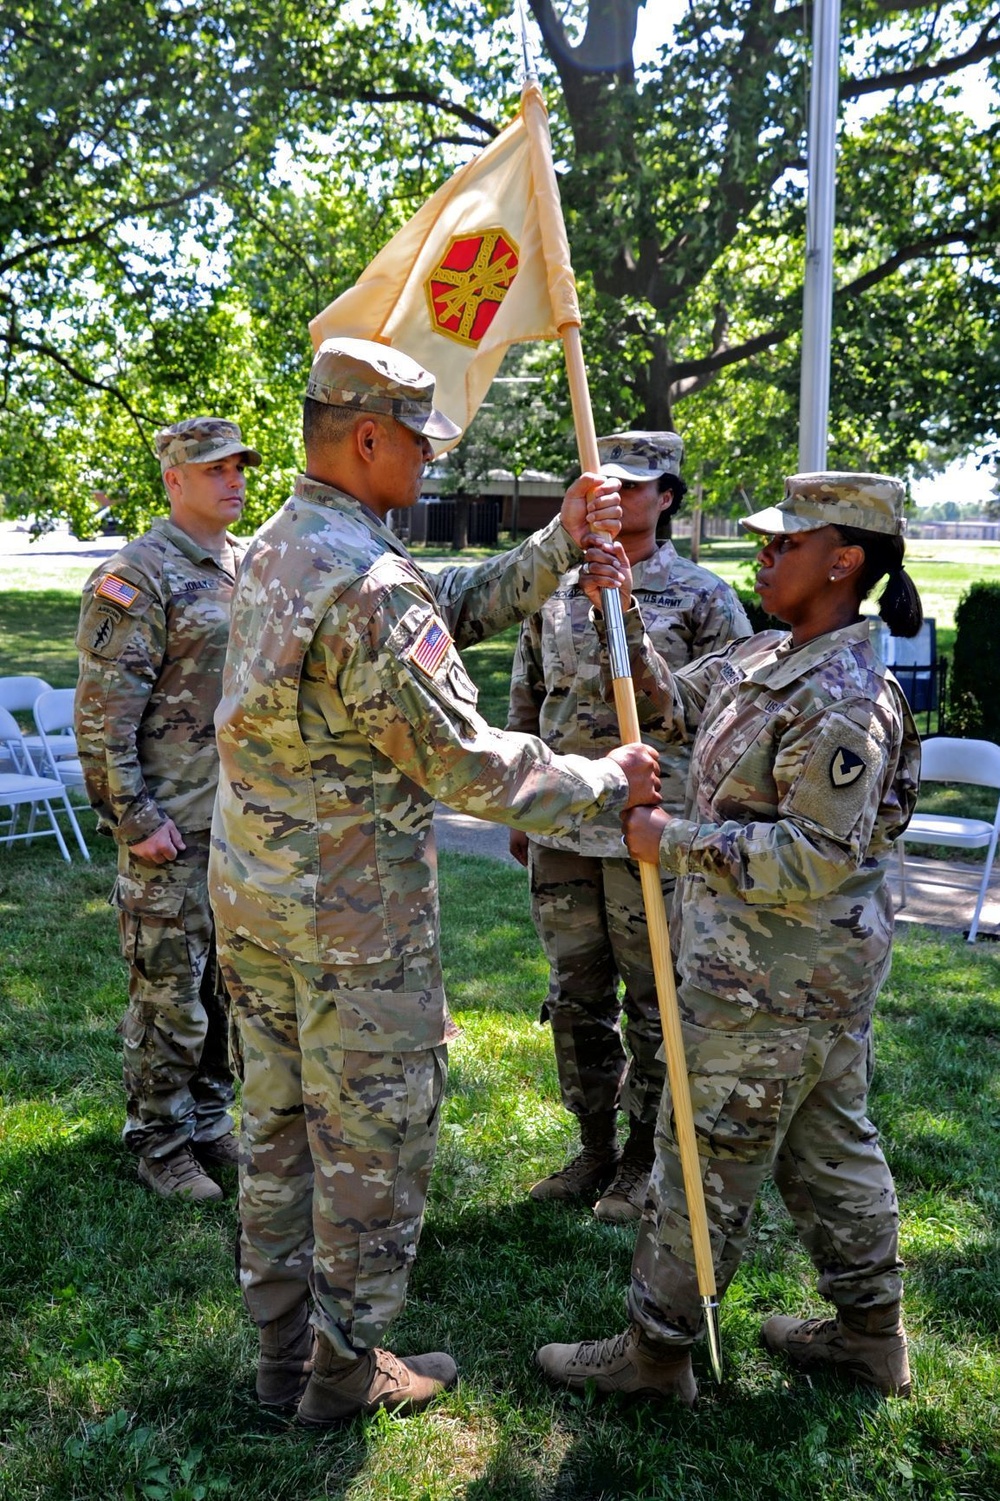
[594,1117,655,1223]
[193,1131,240,1168]
[529,1110,621,1203]
[256,1302,316,1408]
[536,1326,697,1407]
[296,1335,457,1426]
[761,1303,911,1397]
[137,1145,222,1202]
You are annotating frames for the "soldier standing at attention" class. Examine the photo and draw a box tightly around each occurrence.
[75,418,260,1203]
[507,432,751,1221]
[209,337,661,1426]
[537,472,922,1406]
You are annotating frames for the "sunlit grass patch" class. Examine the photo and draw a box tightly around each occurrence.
[1,796,1000,1495]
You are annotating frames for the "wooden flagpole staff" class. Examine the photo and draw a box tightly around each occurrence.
[519,73,723,1383]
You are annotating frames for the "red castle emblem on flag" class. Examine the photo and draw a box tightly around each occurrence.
[425,229,520,348]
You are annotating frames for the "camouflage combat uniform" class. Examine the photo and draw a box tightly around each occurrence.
[210,477,632,1356]
[613,611,920,1344]
[507,546,751,1124]
[76,517,246,1159]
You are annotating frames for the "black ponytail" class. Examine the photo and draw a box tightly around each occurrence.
[834,525,924,639]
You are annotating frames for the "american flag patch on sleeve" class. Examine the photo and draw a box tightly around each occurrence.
[407,617,452,679]
[95,573,141,609]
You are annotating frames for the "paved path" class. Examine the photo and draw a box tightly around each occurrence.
[1,519,126,562]
[434,804,1000,941]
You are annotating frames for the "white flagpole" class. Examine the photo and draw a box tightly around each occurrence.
[799,0,843,471]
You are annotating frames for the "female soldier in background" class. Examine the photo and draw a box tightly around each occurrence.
[537,472,922,1407]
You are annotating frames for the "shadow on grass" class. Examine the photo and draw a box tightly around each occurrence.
[0,588,83,684]
[413,1196,1000,1501]
[0,1129,372,1497]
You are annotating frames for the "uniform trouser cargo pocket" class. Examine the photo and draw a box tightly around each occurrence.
[629,996,812,1341]
[115,839,233,1154]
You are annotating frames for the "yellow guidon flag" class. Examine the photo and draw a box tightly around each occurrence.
[308,80,580,448]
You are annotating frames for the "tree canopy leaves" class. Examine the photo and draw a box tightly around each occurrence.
[1,0,998,533]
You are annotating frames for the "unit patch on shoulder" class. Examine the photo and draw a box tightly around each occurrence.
[90,606,121,654]
[830,746,866,788]
[407,617,452,679]
[95,573,141,609]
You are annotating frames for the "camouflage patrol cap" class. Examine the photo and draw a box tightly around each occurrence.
[597,431,684,481]
[742,471,907,538]
[155,417,261,475]
[306,336,462,442]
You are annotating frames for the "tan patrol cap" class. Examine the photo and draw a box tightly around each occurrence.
[155,417,261,475]
[598,430,684,481]
[306,336,461,442]
[742,471,907,538]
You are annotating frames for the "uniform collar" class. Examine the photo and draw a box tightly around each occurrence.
[631,539,678,588]
[150,515,243,569]
[745,617,883,689]
[293,475,413,563]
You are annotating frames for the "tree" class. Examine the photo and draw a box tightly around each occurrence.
[529,0,1000,503]
[3,0,999,533]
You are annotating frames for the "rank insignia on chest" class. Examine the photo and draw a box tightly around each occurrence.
[830,746,866,787]
[95,573,140,609]
[408,617,452,678]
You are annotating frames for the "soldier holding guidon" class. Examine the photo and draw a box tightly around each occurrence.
[537,471,922,1407]
[75,417,260,1202]
[507,430,751,1220]
[209,337,661,1425]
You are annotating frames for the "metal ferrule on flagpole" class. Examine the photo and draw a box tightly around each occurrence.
[603,592,632,680]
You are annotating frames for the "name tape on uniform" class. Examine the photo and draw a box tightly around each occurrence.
[407,618,452,679]
[95,573,140,609]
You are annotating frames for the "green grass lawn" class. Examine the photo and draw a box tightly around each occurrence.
[2,543,1000,1496]
[1,829,999,1500]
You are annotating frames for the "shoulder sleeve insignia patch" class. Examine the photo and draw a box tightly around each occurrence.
[830,746,866,787]
[407,616,452,679]
[95,573,141,609]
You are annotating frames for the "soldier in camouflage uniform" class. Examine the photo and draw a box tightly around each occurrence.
[538,471,923,1406]
[208,337,661,1424]
[75,417,261,1203]
[507,432,751,1221]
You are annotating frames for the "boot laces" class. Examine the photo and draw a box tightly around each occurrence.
[157,1147,209,1188]
[798,1317,840,1340]
[372,1348,407,1386]
[575,1329,634,1369]
[605,1156,649,1202]
[536,1147,613,1193]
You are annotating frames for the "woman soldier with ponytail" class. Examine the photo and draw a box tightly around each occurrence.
[536,472,922,1408]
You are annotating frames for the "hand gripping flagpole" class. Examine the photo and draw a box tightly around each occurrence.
[519,70,723,1383]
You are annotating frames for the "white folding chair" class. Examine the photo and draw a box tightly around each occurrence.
[0,675,72,769]
[897,737,1000,943]
[32,688,85,787]
[0,706,90,862]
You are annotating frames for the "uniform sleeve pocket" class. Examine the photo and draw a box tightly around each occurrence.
[785,712,884,843]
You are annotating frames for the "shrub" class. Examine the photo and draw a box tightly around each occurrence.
[951,582,1000,739]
